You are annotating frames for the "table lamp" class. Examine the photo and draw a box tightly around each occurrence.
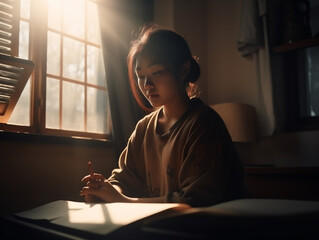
[211,103,257,142]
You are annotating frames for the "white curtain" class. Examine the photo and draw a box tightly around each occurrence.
[237,0,275,137]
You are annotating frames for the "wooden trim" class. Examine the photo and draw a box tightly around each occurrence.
[245,166,319,175]
[29,0,47,132]
[41,127,112,140]
[0,123,36,133]
[46,74,108,90]
[47,27,102,48]
[0,130,115,147]
[1,123,112,141]
[272,36,319,54]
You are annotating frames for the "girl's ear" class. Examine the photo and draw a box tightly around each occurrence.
[180,60,191,80]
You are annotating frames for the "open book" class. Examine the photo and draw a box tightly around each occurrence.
[15,200,190,236]
[12,199,319,239]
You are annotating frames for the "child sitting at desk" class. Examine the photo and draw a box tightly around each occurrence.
[80,24,244,207]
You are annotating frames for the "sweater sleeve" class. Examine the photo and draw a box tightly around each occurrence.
[107,121,147,197]
[168,111,244,207]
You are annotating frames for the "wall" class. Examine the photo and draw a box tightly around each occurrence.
[154,0,319,167]
[0,135,118,216]
[154,0,208,101]
[154,0,257,108]
[206,0,258,106]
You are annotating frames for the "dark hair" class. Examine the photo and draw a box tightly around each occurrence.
[127,24,200,111]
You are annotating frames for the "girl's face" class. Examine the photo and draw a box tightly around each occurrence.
[135,54,183,108]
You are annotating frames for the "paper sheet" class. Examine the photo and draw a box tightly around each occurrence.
[15,200,92,220]
[51,202,184,235]
[15,200,188,235]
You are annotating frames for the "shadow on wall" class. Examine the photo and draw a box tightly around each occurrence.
[0,138,117,216]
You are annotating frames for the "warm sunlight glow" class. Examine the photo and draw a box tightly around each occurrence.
[68,202,105,224]
[67,201,91,210]
[106,203,181,225]
[66,202,181,225]
[48,0,85,38]
[49,202,185,236]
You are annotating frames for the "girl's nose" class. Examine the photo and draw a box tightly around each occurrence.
[144,76,154,88]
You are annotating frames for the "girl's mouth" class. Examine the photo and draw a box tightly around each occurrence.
[147,93,159,99]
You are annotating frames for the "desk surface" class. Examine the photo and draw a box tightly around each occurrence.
[1,215,146,240]
[3,199,319,240]
[244,166,319,201]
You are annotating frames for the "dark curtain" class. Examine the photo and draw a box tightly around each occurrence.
[97,0,153,155]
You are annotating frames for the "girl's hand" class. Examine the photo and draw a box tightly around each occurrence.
[80,173,105,202]
[81,173,105,189]
[80,174,127,203]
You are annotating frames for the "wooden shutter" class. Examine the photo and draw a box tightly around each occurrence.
[0,0,33,123]
[0,0,20,56]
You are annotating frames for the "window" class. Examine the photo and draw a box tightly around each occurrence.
[0,0,112,140]
[300,46,319,118]
[269,0,319,132]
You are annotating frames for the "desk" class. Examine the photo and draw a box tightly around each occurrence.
[2,199,319,240]
[1,215,147,240]
[244,166,319,200]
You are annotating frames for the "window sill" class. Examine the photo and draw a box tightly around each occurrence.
[0,131,115,148]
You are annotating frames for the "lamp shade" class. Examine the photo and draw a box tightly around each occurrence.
[211,103,257,142]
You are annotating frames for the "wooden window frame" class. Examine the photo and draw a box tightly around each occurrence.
[0,0,113,141]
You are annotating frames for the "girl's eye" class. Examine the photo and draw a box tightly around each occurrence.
[153,70,163,75]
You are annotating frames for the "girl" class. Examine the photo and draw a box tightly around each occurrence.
[80,24,244,207]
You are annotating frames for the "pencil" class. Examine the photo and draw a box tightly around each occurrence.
[88,161,99,189]
[88,161,94,179]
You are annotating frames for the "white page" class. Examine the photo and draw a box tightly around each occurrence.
[15,200,92,220]
[51,202,186,235]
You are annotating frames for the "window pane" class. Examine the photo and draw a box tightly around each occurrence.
[87,1,101,45]
[47,0,61,31]
[62,0,84,39]
[306,46,319,117]
[19,21,29,59]
[20,0,30,19]
[62,81,84,131]
[63,37,84,81]
[87,87,109,133]
[47,31,61,76]
[8,80,30,125]
[310,0,319,38]
[46,77,60,129]
[87,45,106,87]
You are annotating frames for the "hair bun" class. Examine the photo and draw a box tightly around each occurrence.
[187,56,200,83]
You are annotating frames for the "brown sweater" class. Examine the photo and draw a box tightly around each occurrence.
[108,98,244,207]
